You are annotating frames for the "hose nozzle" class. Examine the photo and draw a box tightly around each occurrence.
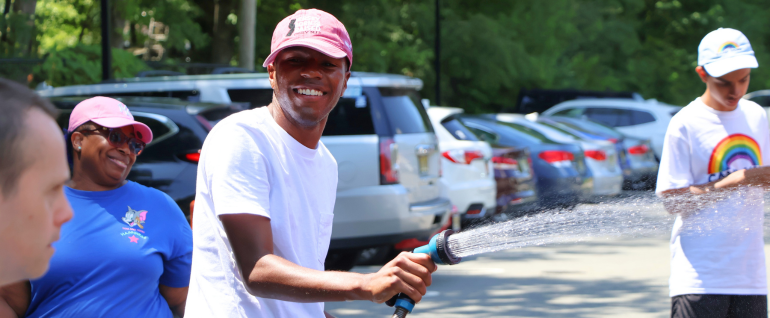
[413,229,461,265]
[390,229,461,317]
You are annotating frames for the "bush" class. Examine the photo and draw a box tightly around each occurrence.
[34,44,150,87]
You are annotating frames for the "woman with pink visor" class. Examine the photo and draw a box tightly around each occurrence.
[0,97,192,317]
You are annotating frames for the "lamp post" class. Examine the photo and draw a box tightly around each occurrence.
[100,0,112,81]
[238,0,256,70]
[434,0,441,106]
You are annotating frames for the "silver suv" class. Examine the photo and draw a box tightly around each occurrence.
[38,72,452,270]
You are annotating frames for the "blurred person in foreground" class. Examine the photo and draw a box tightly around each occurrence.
[0,97,192,317]
[657,28,770,318]
[185,9,436,318]
[0,79,72,295]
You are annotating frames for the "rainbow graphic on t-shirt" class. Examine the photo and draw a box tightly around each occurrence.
[719,41,740,52]
[708,134,762,174]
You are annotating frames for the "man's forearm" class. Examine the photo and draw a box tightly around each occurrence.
[662,180,731,215]
[661,168,762,215]
[741,166,770,189]
[244,254,369,303]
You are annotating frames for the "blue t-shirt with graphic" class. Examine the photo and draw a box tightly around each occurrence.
[26,181,192,318]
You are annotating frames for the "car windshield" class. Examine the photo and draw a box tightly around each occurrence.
[461,117,549,146]
[496,121,555,144]
[507,118,576,143]
[548,116,622,139]
[536,119,581,139]
[441,115,479,141]
[379,87,434,134]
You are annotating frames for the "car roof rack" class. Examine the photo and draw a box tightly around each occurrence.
[211,67,257,75]
[136,70,186,77]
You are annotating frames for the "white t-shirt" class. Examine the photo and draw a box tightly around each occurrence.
[186,106,338,317]
[656,98,769,297]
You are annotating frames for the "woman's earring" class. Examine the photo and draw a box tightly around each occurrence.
[77,146,81,151]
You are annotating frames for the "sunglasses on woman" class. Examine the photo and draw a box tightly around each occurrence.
[80,126,146,155]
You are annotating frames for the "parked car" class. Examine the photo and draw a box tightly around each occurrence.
[427,107,496,225]
[50,97,245,219]
[541,98,681,159]
[744,90,770,106]
[459,116,591,209]
[40,72,452,271]
[540,116,658,190]
[743,90,770,127]
[494,114,623,197]
[490,147,538,216]
[511,88,644,114]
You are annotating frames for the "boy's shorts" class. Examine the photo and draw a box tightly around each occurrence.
[672,294,767,318]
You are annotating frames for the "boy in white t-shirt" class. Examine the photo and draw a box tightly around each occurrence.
[657,28,770,318]
[185,9,436,318]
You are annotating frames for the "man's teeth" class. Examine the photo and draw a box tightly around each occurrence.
[298,88,323,96]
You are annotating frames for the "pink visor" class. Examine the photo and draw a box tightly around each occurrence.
[263,9,353,68]
[67,96,153,144]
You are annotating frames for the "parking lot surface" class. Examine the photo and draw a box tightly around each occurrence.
[326,192,770,318]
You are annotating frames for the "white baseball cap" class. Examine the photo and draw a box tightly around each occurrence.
[698,28,758,77]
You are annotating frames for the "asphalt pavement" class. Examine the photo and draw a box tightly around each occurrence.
[325,191,770,318]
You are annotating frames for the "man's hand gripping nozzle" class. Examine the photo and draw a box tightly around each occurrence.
[388,229,461,318]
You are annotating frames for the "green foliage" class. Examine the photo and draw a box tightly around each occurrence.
[33,44,149,86]
[1,11,37,57]
[128,0,209,55]
[13,0,770,110]
[34,0,99,52]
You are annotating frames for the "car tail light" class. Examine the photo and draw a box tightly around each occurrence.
[527,155,533,173]
[442,149,484,164]
[195,115,214,131]
[608,138,618,144]
[628,144,649,155]
[179,149,202,163]
[538,150,575,164]
[380,137,399,184]
[492,156,519,170]
[584,150,607,161]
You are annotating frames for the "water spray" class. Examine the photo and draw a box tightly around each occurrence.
[390,229,461,318]
[381,191,768,317]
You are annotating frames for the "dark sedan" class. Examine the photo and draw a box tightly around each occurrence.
[460,116,591,209]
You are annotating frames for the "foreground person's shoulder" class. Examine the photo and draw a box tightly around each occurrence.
[205,109,271,148]
[740,99,765,113]
[211,108,265,133]
[318,141,338,165]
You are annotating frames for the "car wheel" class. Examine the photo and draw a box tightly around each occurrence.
[324,249,362,271]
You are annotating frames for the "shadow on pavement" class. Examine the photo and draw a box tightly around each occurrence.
[326,239,670,318]
[326,272,667,317]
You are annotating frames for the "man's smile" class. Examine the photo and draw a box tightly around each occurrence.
[294,88,327,96]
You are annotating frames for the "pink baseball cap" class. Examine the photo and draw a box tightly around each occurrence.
[67,96,153,144]
[262,9,353,69]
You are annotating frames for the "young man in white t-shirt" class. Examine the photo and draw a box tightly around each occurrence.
[657,28,770,318]
[185,9,436,318]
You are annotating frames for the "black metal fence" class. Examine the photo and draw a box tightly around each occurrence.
[0,58,244,86]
